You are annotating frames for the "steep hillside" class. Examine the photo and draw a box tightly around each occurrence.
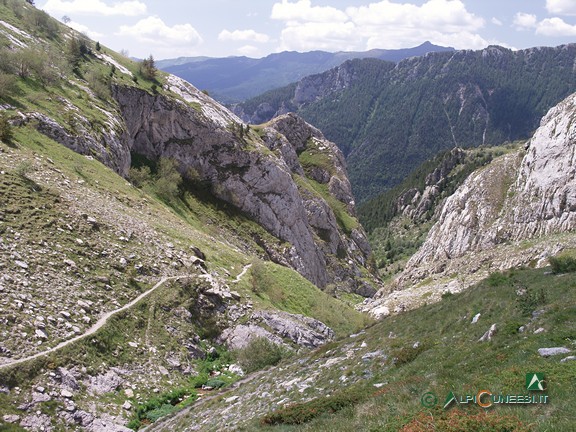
[0,2,376,431]
[363,91,576,318]
[235,44,576,202]
[160,42,453,103]
[358,145,515,278]
[0,0,376,296]
[148,265,576,432]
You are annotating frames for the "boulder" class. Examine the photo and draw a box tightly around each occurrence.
[87,370,124,395]
[538,347,571,357]
[478,324,497,342]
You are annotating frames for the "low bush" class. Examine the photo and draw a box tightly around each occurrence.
[260,386,367,426]
[517,287,547,315]
[0,113,13,143]
[400,409,531,431]
[391,343,426,366]
[549,255,576,274]
[128,165,152,188]
[128,386,197,430]
[486,271,509,287]
[235,337,287,373]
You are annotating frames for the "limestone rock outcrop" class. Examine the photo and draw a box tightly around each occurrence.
[110,76,374,293]
[219,310,335,350]
[364,91,576,316]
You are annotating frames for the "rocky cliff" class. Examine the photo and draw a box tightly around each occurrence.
[1,0,375,293]
[111,78,374,293]
[0,4,377,429]
[13,66,374,293]
[363,91,576,317]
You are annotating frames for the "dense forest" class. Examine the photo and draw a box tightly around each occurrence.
[236,44,576,203]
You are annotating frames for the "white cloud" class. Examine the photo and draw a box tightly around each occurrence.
[67,20,103,39]
[279,21,360,51]
[237,45,260,56]
[536,17,576,36]
[546,0,576,16]
[271,0,348,23]
[347,0,484,32]
[513,12,576,37]
[513,12,538,30]
[117,16,203,57]
[491,17,503,26]
[43,0,146,16]
[218,29,270,43]
[270,0,487,52]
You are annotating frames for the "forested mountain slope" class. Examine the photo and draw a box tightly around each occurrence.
[159,42,453,103]
[363,90,576,318]
[235,44,576,203]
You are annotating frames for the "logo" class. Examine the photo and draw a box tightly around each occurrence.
[420,392,438,408]
[526,373,545,391]
[444,391,457,409]
[422,373,549,410]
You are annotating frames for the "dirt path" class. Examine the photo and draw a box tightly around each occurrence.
[0,275,187,370]
[233,263,252,283]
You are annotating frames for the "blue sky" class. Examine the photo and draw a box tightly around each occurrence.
[37,0,576,60]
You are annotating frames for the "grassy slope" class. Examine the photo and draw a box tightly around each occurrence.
[0,5,368,429]
[247,266,576,431]
[156,266,575,431]
[0,108,367,431]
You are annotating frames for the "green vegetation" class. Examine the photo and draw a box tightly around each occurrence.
[295,175,359,235]
[243,260,370,337]
[235,337,289,373]
[297,140,335,176]
[358,145,514,278]
[549,255,576,274]
[235,266,576,431]
[0,113,14,143]
[260,385,368,426]
[240,47,576,203]
[128,386,198,430]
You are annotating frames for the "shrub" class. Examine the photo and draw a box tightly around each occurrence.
[139,55,157,81]
[260,386,366,426]
[549,255,576,274]
[391,343,426,366]
[0,114,14,143]
[486,271,509,287]
[145,404,177,422]
[235,337,286,373]
[517,287,547,315]
[128,165,152,188]
[154,158,182,199]
[129,386,197,430]
[86,69,111,100]
[0,72,17,100]
[400,409,531,431]
[205,378,226,389]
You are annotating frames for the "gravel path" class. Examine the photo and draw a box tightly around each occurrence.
[0,275,187,370]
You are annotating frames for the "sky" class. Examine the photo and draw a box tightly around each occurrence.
[36,0,576,60]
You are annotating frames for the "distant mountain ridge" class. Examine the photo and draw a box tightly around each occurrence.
[235,43,576,203]
[159,42,454,103]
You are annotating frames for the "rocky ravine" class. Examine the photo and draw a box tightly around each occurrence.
[23,73,375,295]
[363,91,576,317]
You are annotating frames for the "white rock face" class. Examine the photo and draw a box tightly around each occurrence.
[113,84,374,291]
[509,94,576,239]
[219,310,335,350]
[364,91,576,316]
